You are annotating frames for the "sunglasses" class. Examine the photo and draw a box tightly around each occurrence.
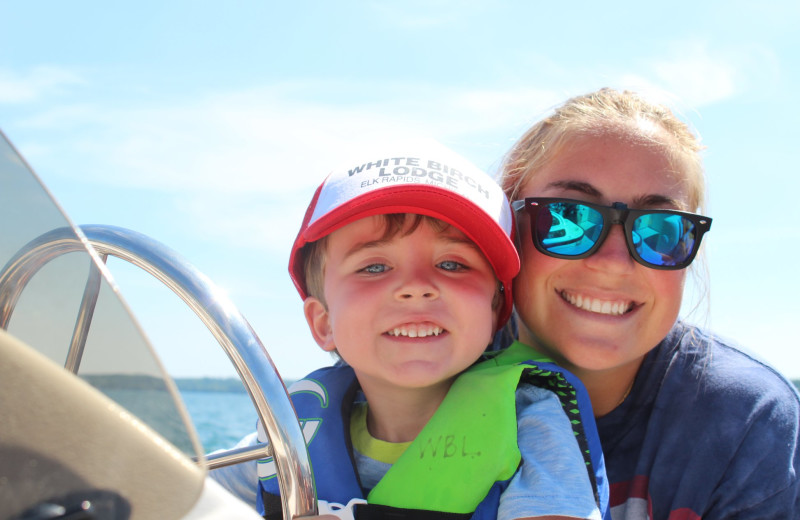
[511,197,712,270]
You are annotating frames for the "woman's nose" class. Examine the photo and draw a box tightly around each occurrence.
[583,224,635,273]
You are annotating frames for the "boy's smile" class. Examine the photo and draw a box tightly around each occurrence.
[385,322,445,338]
[303,214,499,401]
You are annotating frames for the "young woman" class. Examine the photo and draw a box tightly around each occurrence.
[500,88,800,519]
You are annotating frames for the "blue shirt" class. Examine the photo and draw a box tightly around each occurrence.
[598,322,800,519]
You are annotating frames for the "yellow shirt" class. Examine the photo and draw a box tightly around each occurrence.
[349,402,411,464]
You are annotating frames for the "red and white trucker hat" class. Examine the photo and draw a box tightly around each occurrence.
[289,140,520,328]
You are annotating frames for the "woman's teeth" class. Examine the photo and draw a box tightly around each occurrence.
[562,291,632,316]
[387,324,444,338]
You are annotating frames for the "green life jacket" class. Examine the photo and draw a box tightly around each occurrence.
[369,359,546,512]
[259,342,608,519]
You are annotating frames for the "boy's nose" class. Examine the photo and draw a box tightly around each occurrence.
[397,290,437,299]
[395,272,439,300]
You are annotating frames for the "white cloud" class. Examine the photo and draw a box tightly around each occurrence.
[0,66,86,104]
[175,191,310,255]
[6,76,571,259]
[17,93,415,194]
[653,42,739,106]
[620,40,780,110]
[16,81,565,198]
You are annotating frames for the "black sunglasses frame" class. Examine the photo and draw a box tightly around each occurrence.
[511,197,712,270]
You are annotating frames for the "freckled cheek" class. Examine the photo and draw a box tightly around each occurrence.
[514,248,562,299]
[649,270,686,319]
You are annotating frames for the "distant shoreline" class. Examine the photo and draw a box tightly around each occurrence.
[83,374,297,394]
[175,377,246,393]
[175,377,298,393]
[83,374,800,394]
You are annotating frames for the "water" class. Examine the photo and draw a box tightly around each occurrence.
[90,377,258,455]
[103,388,197,453]
[180,391,258,453]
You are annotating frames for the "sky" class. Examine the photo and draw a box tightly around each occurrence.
[1,1,799,381]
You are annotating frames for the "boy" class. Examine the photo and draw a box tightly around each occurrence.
[214,140,606,520]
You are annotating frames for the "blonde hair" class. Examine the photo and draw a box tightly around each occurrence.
[501,88,707,214]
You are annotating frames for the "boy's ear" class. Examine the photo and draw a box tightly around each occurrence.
[491,282,504,331]
[303,297,336,352]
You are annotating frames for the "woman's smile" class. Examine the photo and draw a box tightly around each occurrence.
[558,290,636,316]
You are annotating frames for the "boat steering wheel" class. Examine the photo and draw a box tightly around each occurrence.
[0,224,317,520]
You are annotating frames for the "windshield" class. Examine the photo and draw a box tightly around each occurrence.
[0,130,203,459]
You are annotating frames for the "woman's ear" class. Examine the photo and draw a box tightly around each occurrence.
[303,297,336,352]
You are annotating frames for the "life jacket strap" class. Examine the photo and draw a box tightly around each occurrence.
[353,502,472,520]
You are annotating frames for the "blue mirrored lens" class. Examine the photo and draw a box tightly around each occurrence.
[632,213,695,266]
[536,202,698,267]
[537,202,603,255]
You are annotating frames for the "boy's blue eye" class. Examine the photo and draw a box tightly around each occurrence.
[438,260,465,272]
[361,263,388,274]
